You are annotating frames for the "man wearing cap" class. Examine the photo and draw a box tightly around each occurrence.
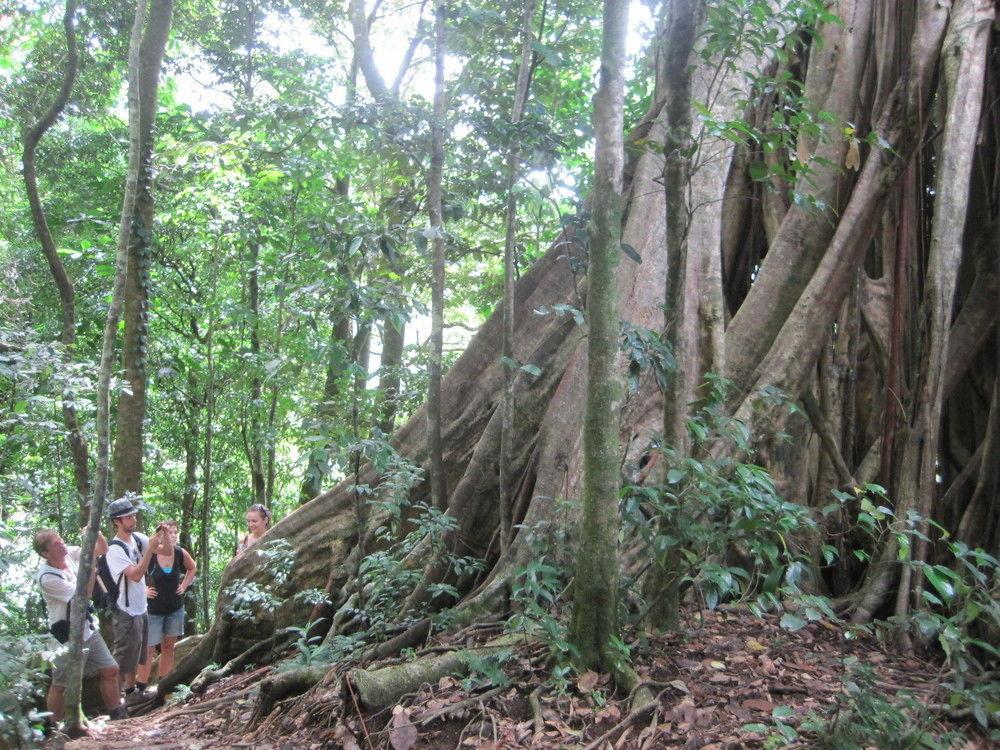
[105,498,166,699]
[34,528,128,722]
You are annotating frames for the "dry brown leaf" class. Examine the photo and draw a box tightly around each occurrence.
[742,698,774,713]
[845,139,861,170]
[577,670,600,692]
[669,679,689,694]
[390,705,419,750]
[333,724,361,750]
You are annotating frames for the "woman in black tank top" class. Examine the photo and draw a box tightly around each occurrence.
[135,521,196,688]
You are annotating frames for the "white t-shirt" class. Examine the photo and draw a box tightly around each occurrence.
[105,532,149,616]
[38,546,96,640]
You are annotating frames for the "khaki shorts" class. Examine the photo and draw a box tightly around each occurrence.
[52,631,118,686]
[112,610,148,674]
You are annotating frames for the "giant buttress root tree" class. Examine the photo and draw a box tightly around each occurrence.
[161,0,1000,699]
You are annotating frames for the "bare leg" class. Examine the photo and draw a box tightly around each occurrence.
[159,636,177,677]
[135,649,154,685]
[47,684,65,722]
[99,667,123,711]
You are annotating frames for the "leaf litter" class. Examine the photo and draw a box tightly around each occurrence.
[51,608,995,749]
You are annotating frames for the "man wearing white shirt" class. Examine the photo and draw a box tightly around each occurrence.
[34,529,127,722]
[104,498,166,699]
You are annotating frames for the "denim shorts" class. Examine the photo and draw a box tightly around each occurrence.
[147,606,185,647]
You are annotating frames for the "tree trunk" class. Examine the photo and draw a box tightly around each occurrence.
[568,0,629,673]
[21,0,90,524]
[64,0,173,729]
[499,0,537,552]
[724,0,874,390]
[112,0,173,500]
[377,312,405,436]
[426,0,448,512]
[300,309,352,503]
[642,0,702,634]
[888,0,993,645]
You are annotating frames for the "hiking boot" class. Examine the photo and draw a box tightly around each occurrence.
[108,705,129,721]
[124,687,153,704]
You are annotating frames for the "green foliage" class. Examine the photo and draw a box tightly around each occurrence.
[222,538,296,622]
[462,650,514,692]
[797,657,959,749]
[626,374,816,617]
[507,516,578,676]
[0,634,50,749]
[619,322,674,394]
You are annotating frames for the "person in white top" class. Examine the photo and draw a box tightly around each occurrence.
[104,498,168,699]
[34,528,127,722]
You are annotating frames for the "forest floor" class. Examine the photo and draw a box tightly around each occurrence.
[48,608,993,749]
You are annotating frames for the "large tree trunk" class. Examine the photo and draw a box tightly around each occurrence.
[64,0,173,729]
[162,0,1000,698]
[112,0,173,499]
[858,0,994,632]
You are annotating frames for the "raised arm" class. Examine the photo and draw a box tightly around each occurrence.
[120,529,163,582]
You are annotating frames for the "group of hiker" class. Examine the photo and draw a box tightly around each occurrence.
[33,497,274,724]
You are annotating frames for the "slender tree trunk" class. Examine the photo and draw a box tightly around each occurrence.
[245,238,266,505]
[426,0,448,512]
[377,312,405,436]
[201,310,216,629]
[499,0,537,552]
[64,0,173,729]
[642,0,702,633]
[181,378,200,633]
[21,0,89,524]
[568,0,629,673]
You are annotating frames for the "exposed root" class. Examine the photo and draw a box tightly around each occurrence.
[257,665,332,718]
[190,626,297,694]
[581,699,657,750]
[345,634,527,711]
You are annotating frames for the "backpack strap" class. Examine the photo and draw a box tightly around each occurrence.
[174,545,183,573]
[39,569,93,627]
[108,538,136,609]
[39,570,71,620]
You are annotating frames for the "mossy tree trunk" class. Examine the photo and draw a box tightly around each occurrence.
[567,0,629,673]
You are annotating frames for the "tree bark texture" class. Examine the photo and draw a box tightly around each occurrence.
[567,0,629,672]
[642,0,702,634]
[426,0,448,512]
[499,0,537,553]
[65,0,173,728]
[165,1,1000,691]
[112,0,174,500]
[21,0,90,523]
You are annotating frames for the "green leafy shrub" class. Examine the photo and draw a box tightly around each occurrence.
[625,374,816,619]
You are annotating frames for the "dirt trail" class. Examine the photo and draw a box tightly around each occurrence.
[49,609,993,749]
